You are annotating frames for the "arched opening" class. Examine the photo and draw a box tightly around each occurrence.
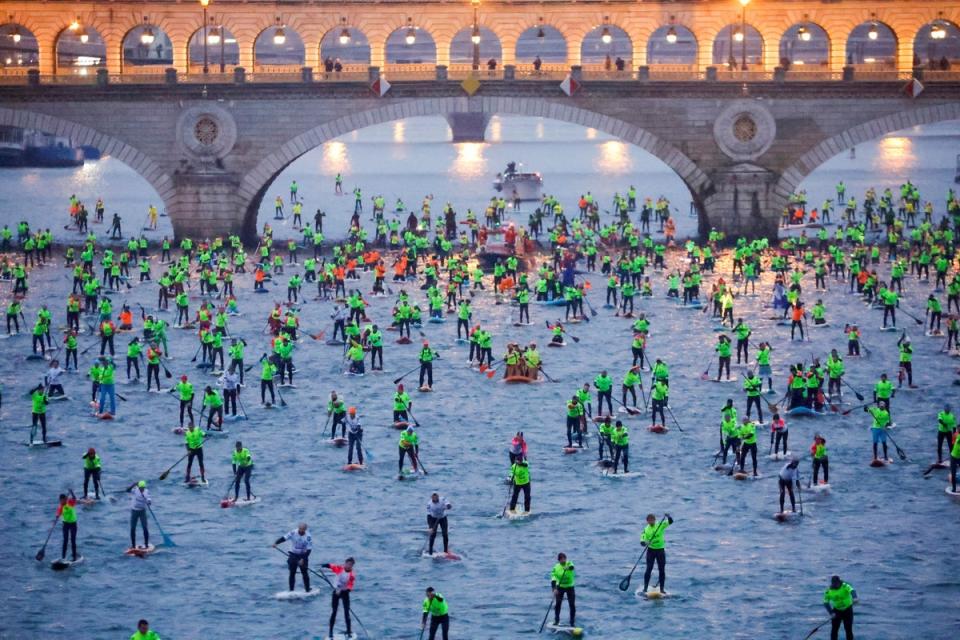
[320,24,370,75]
[647,24,698,72]
[254,114,698,241]
[449,26,502,74]
[385,23,437,75]
[786,118,960,236]
[55,24,106,75]
[516,24,566,75]
[846,21,897,68]
[914,20,960,70]
[122,22,173,71]
[713,24,763,69]
[580,24,632,72]
[0,110,173,242]
[187,24,239,74]
[0,22,39,71]
[254,23,305,71]
[779,22,830,70]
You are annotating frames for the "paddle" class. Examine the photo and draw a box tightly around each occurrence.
[841,378,864,402]
[618,516,668,591]
[406,407,422,428]
[146,502,175,547]
[884,429,908,461]
[699,362,712,381]
[35,515,60,561]
[796,472,805,517]
[539,564,571,634]
[478,359,500,373]
[411,449,429,476]
[158,453,188,480]
[273,548,371,636]
[537,365,558,383]
[900,307,924,325]
[485,362,504,379]
[582,294,598,318]
[275,384,288,408]
[189,342,203,363]
[665,405,685,433]
[497,469,517,519]
[612,395,641,416]
[392,364,420,385]
[841,401,872,416]
[219,468,242,507]
[802,617,834,640]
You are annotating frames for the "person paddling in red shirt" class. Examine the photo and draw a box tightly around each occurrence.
[323,557,356,639]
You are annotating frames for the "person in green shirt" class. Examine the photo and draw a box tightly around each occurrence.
[593,369,613,416]
[872,373,894,412]
[550,553,576,627]
[621,366,642,409]
[566,396,585,448]
[131,619,161,640]
[640,513,673,594]
[508,458,531,512]
[231,440,254,501]
[896,333,915,388]
[202,386,224,431]
[421,587,450,640]
[743,370,763,422]
[611,420,629,474]
[936,404,957,464]
[82,447,103,500]
[823,575,858,640]
[715,334,732,381]
[56,491,79,561]
[184,424,206,483]
[418,341,436,389]
[866,401,891,462]
[737,418,759,476]
[30,383,49,443]
[174,375,195,428]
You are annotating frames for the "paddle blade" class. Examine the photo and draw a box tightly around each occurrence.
[164,370,172,379]
[161,533,176,547]
[220,499,231,508]
[478,364,488,372]
[486,371,496,379]
[392,377,402,384]
[618,576,631,591]
[35,549,45,562]
[855,392,864,401]
[570,336,581,343]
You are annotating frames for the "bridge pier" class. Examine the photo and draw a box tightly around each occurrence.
[445,113,491,143]
[168,172,247,241]
[699,166,783,241]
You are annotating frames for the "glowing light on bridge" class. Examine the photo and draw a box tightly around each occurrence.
[405,18,417,46]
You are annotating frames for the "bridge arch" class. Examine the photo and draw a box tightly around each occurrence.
[238,97,712,240]
[254,22,305,70]
[0,106,174,204]
[775,103,960,202]
[647,24,698,67]
[320,24,371,68]
[0,21,39,69]
[712,24,764,68]
[449,26,501,67]
[846,20,897,67]
[913,19,960,67]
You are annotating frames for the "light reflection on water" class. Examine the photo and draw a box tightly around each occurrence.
[321,141,350,174]
[873,136,914,173]
[450,142,488,179]
[596,140,632,175]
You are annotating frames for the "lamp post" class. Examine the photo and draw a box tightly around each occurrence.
[471,0,481,71]
[200,0,210,74]
[739,0,750,72]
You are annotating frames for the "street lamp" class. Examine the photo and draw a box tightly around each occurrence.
[471,0,481,70]
[931,13,946,40]
[537,17,545,40]
[273,17,286,46]
[140,17,155,46]
[339,17,351,45]
[738,0,750,71]
[601,17,612,45]
[79,28,89,44]
[666,16,678,44]
[200,0,210,74]
[867,17,879,41]
[405,18,416,46]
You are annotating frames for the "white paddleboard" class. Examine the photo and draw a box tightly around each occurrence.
[503,509,533,520]
[51,556,84,570]
[124,544,156,557]
[273,589,321,600]
[545,623,584,636]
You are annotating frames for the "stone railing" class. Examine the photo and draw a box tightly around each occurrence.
[2,64,955,88]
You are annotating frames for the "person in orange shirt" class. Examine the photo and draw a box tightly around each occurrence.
[254,266,266,292]
[334,265,346,297]
[118,306,134,331]
[664,217,676,245]
[373,261,386,293]
[790,302,806,341]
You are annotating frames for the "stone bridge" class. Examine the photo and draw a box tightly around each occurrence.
[0,80,958,241]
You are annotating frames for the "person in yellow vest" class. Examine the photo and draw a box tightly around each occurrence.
[184,424,206,483]
[130,619,161,640]
[56,491,80,562]
[550,552,576,627]
[640,513,673,594]
[420,587,450,640]
[823,575,858,640]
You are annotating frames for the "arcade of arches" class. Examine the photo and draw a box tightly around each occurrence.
[0,1,958,77]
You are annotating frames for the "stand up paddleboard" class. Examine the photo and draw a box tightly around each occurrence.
[342,463,366,472]
[51,556,84,570]
[503,509,533,520]
[545,623,584,636]
[328,437,348,447]
[273,589,321,600]
[26,440,62,448]
[124,545,157,557]
[221,496,260,508]
[636,587,671,600]
[869,458,894,468]
[422,551,462,561]
[648,424,669,434]
[773,511,801,522]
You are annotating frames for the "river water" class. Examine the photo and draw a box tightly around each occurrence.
[0,117,958,639]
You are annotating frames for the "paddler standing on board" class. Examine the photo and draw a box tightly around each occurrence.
[640,513,673,595]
